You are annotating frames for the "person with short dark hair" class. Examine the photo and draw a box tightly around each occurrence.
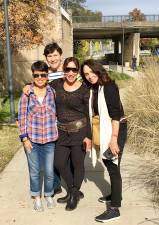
[44,43,64,81]
[132,55,137,71]
[18,60,58,211]
[22,57,91,211]
[81,59,127,222]
[43,42,64,194]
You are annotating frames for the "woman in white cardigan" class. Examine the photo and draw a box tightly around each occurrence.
[81,59,127,223]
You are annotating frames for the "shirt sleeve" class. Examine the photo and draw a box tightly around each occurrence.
[104,82,122,121]
[83,86,92,139]
[49,78,62,90]
[18,93,29,139]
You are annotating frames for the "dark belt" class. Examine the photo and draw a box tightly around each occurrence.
[57,118,87,132]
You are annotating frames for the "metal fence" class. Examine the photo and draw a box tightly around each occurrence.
[73,15,159,23]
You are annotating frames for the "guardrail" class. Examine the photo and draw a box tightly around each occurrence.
[73,15,159,23]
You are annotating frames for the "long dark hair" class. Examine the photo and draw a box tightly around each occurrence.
[81,59,111,86]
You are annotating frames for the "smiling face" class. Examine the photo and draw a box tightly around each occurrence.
[64,61,79,84]
[83,65,98,84]
[46,50,62,71]
[33,70,48,88]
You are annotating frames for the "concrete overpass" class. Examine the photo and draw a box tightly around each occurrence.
[73,15,159,66]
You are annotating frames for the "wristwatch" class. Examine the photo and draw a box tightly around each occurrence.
[22,137,28,142]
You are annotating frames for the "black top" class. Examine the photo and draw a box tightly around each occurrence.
[50,79,91,145]
[92,81,124,121]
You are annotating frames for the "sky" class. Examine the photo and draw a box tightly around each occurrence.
[85,0,159,15]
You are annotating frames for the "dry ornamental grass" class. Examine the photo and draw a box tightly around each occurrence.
[124,58,159,204]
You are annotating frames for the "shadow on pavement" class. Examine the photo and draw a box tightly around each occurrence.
[84,153,110,197]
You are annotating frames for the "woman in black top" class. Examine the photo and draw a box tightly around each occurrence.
[81,59,127,223]
[50,57,91,211]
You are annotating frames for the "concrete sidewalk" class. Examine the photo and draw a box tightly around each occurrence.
[0,146,158,225]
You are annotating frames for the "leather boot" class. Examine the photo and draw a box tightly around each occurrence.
[57,192,70,204]
[65,187,80,211]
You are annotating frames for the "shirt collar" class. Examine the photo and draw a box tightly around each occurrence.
[30,83,52,94]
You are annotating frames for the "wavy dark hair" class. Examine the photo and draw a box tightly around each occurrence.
[81,59,111,86]
[63,57,80,72]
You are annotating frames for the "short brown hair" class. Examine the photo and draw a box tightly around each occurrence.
[63,57,80,72]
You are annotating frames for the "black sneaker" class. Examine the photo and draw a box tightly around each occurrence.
[98,194,111,203]
[95,208,120,223]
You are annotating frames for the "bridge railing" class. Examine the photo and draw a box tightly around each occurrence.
[73,15,159,23]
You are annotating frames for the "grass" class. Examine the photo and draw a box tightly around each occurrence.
[0,93,21,172]
[0,94,20,123]
[0,125,21,172]
[109,70,132,80]
[124,58,159,204]
[108,70,132,88]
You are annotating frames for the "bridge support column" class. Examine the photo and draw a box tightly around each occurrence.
[114,40,119,55]
[123,33,140,66]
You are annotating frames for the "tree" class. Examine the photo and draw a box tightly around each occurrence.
[129,8,145,21]
[61,0,86,16]
[70,0,102,59]
[0,0,47,51]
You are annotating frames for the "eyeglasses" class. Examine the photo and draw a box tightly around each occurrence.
[33,73,48,78]
[64,67,78,73]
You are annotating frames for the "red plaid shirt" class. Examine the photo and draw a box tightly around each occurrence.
[18,84,58,144]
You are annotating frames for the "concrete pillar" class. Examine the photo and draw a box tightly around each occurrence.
[132,33,140,66]
[123,33,140,66]
[114,39,119,55]
[114,39,119,62]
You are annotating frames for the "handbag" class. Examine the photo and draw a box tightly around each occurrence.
[92,115,100,147]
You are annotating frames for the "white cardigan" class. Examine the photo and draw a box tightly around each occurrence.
[89,86,112,167]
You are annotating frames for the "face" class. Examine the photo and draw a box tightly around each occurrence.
[46,50,62,71]
[33,70,48,88]
[64,61,79,84]
[83,65,98,84]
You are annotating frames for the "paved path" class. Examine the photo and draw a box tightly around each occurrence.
[0,145,158,225]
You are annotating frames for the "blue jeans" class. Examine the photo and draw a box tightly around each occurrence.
[25,142,55,197]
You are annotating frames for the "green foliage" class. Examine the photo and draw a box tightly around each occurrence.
[0,94,20,123]
[0,125,21,172]
[74,40,90,63]
[109,71,132,81]
[140,38,159,51]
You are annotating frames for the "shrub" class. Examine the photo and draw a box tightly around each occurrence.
[124,58,159,204]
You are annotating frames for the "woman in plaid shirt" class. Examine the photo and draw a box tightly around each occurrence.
[18,61,58,211]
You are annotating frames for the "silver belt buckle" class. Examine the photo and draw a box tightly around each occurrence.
[76,121,82,128]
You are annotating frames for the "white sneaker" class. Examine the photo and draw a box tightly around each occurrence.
[45,196,56,209]
[33,199,44,212]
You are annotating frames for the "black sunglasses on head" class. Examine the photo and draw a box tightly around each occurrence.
[64,67,78,73]
[33,73,48,78]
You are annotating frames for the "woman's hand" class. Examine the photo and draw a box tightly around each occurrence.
[23,85,31,96]
[83,137,92,152]
[109,136,120,156]
[23,140,33,153]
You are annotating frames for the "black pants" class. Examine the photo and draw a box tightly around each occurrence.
[102,122,127,208]
[55,144,86,190]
